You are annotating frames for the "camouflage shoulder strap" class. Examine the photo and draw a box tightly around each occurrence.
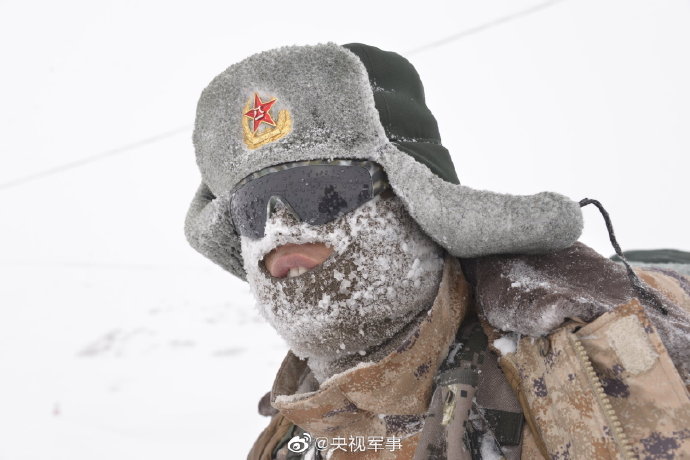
[414,316,525,460]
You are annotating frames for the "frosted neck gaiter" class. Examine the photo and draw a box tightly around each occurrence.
[241,195,444,382]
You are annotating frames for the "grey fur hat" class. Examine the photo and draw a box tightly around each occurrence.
[185,43,583,280]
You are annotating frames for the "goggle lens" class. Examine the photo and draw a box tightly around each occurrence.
[230,163,384,239]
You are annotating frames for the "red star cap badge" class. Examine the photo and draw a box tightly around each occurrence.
[244,93,277,133]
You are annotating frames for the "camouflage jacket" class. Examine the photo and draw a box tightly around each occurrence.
[249,246,690,459]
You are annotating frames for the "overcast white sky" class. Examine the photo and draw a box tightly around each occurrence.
[0,0,688,458]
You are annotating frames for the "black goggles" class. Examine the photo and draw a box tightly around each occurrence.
[229,160,389,239]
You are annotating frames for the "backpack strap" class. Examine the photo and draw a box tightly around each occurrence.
[414,316,525,460]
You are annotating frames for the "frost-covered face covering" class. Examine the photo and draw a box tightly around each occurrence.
[230,160,388,239]
[240,193,444,377]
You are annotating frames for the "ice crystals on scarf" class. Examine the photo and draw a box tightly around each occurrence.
[241,195,444,383]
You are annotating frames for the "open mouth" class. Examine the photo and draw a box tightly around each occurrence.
[262,242,334,279]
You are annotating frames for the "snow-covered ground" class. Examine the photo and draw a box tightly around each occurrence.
[1,0,689,458]
[0,264,286,458]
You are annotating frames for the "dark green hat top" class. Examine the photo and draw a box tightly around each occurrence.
[343,43,459,184]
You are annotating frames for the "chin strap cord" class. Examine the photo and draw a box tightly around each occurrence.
[579,198,668,315]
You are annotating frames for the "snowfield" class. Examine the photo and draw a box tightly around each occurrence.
[1,0,689,458]
[0,264,287,458]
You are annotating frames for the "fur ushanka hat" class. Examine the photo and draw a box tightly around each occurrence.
[185,43,583,280]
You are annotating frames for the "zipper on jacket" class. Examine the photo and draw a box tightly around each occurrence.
[569,335,636,460]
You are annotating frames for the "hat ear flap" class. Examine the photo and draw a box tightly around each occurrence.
[184,182,247,279]
[380,146,584,257]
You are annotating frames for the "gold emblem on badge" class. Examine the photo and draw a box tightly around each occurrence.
[242,93,292,149]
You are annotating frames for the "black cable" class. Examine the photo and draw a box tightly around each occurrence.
[580,198,668,315]
[2,4,563,191]
[0,125,191,191]
[405,0,564,56]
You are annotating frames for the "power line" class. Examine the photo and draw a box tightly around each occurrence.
[0,2,562,192]
[405,0,564,56]
[0,125,192,190]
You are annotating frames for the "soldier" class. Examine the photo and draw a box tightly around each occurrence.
[185,43,690,459]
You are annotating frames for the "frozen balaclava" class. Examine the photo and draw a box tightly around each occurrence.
[240,193,444,382]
